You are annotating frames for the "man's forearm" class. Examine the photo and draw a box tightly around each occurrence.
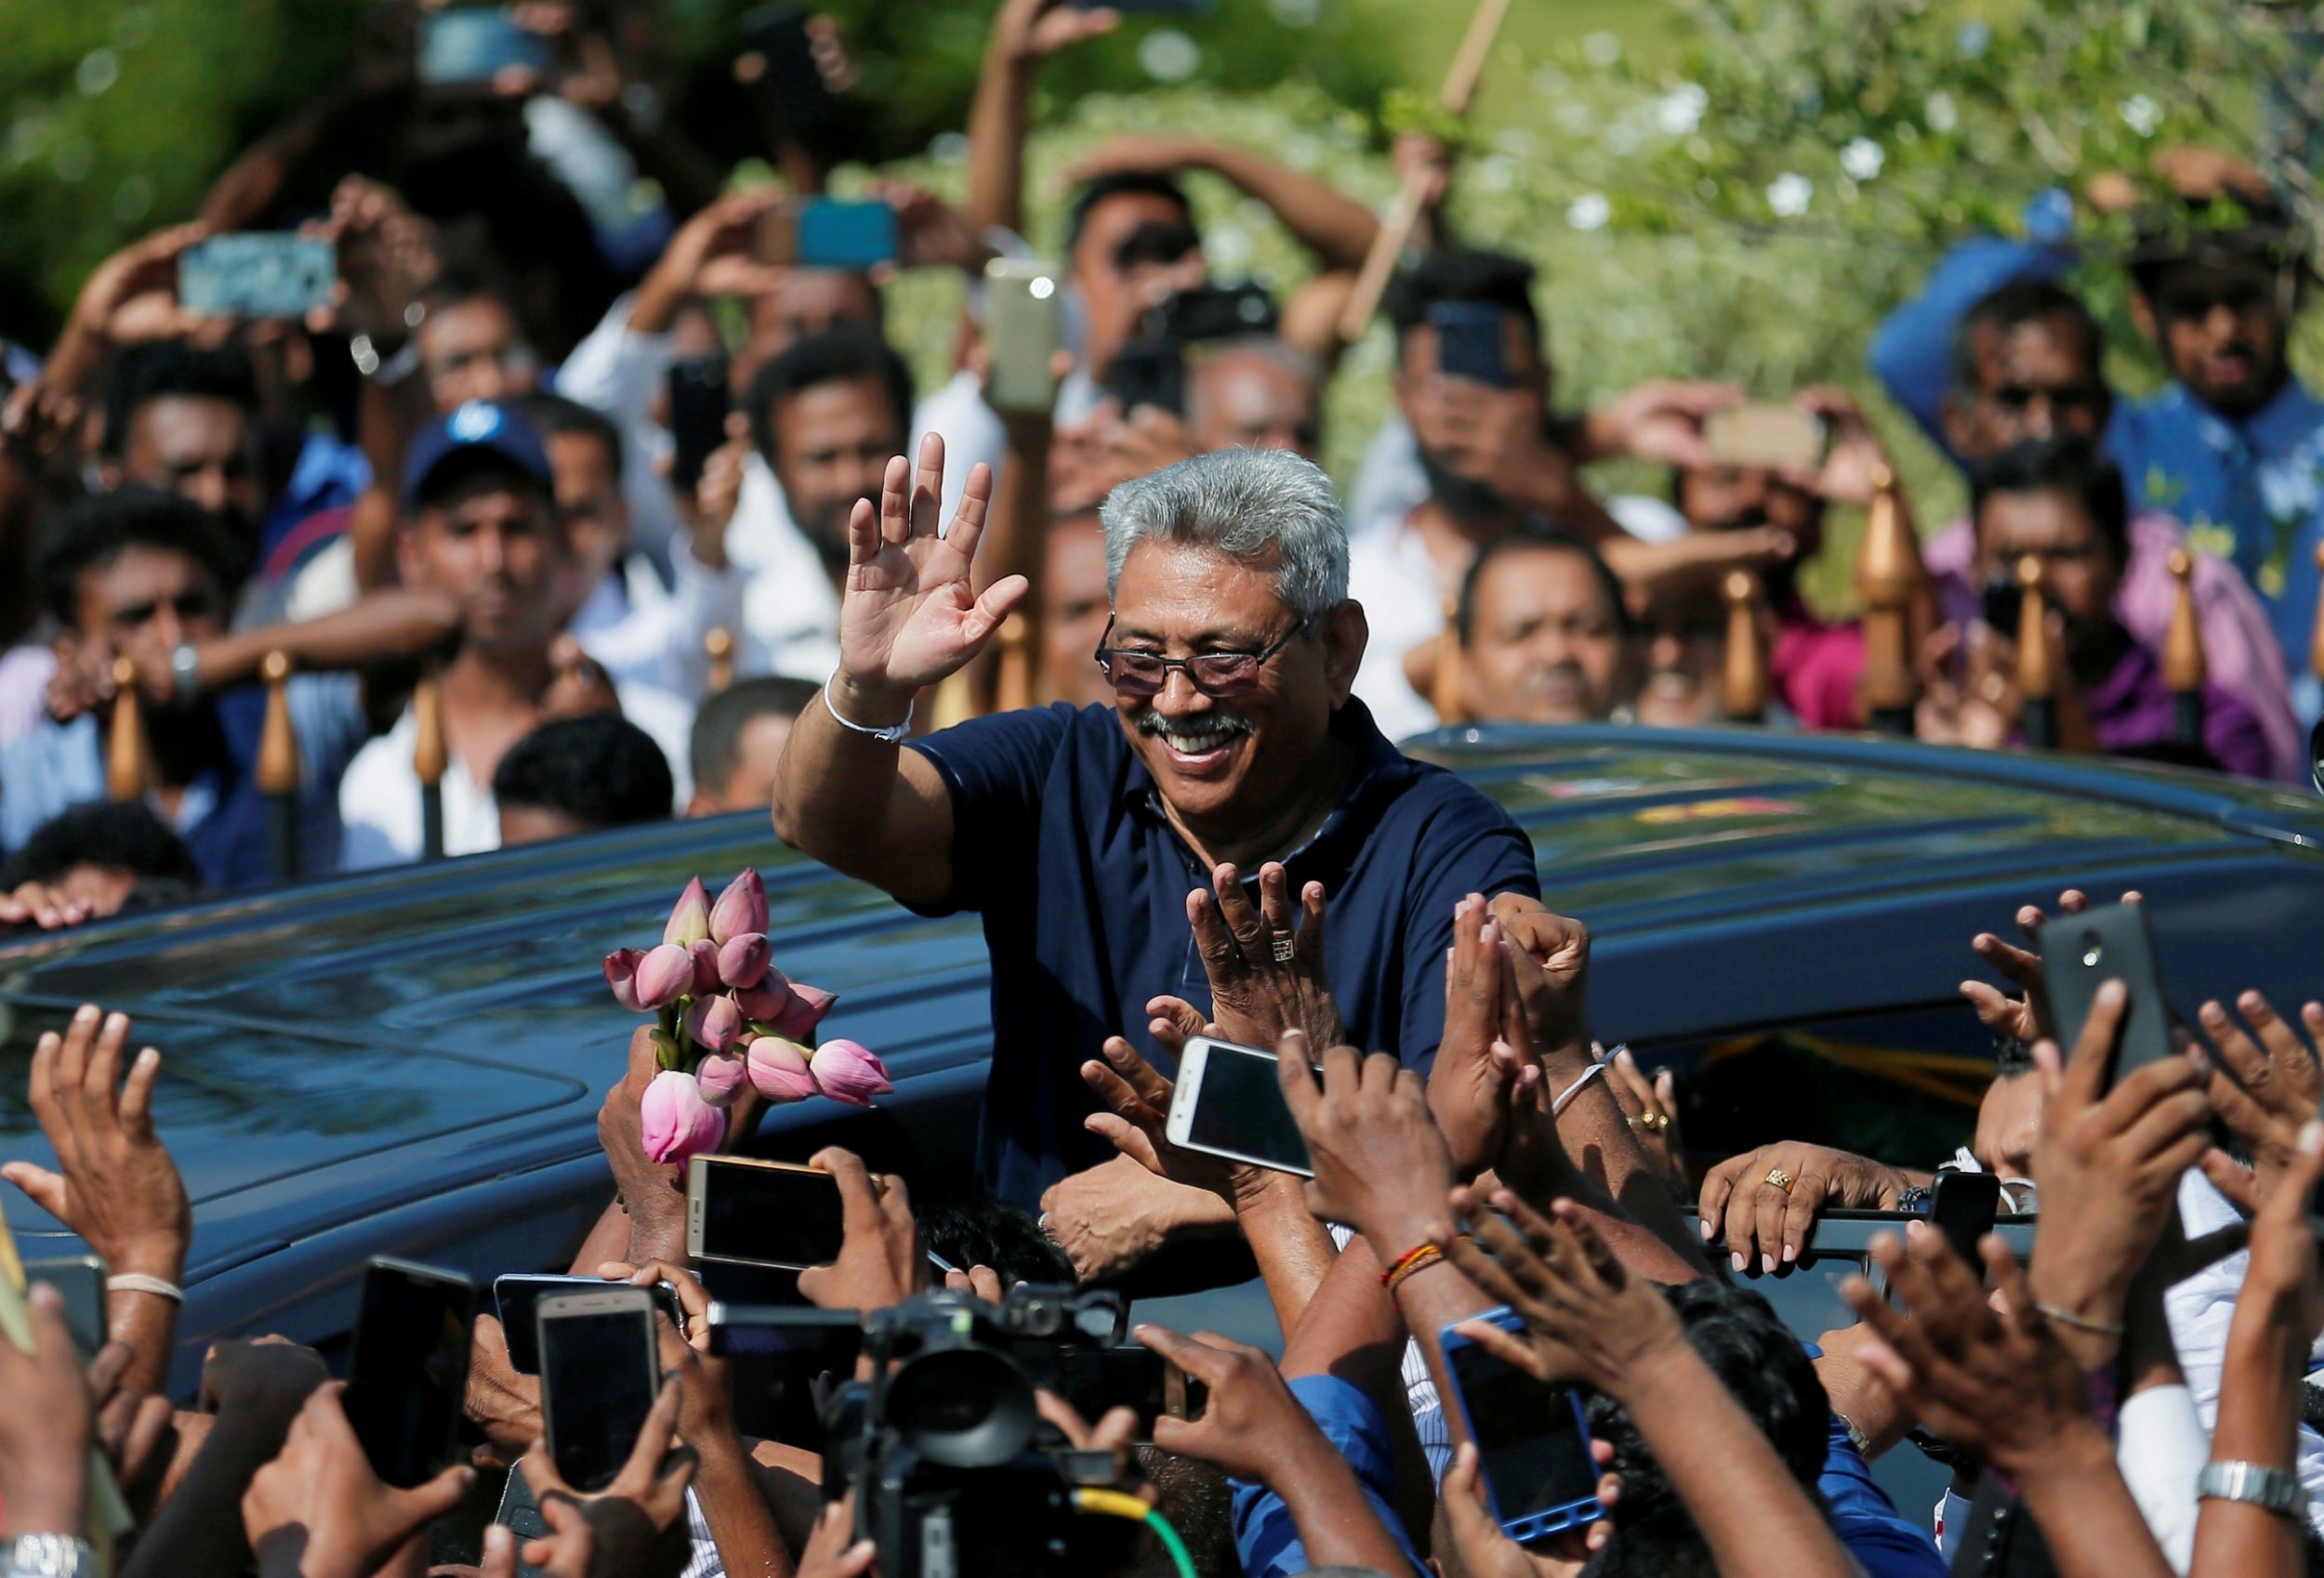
[770,681,910,866]
[964,46,1037,236]
[695,1432,796,1578]
[1533,1049,1705,1277]
[2190,1321,2306,1578]
[2014,1426,2178,1578]
[1234,1178,1335,1338]
[1267,1435,1416,1578]
[1194,144,1380,271]
[199,589,458,689]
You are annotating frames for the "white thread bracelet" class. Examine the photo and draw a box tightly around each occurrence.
[106,1273,183,1304]
[821,679,914,743]
[1550,1060,1607,1117]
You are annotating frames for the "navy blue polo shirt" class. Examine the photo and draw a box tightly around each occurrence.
[908,697,1540,1205]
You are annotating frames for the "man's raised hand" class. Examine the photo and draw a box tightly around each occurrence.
[836,436,1027,708]
[1188,862,1343,1049]
[2196,989,2324,1216]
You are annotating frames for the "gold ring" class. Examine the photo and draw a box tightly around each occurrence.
[1639,1110,1670,1133]
[1764,1167,1795,1193]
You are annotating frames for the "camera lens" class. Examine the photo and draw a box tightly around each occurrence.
[887,1348,1035,1468]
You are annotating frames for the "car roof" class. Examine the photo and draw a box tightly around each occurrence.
[5,726,2319,1257]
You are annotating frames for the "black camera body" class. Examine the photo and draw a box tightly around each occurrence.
[828,1286,1134,1578]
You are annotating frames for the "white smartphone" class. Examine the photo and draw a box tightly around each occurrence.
[1164,1035,1314,1177]
[984,258,1064,414]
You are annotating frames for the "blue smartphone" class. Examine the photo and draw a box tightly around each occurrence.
[419,9,551,86]
[1429,301,1509,388]
[796,199,898,270]
[178,235,337,321]
[1440,1308,1605,1545]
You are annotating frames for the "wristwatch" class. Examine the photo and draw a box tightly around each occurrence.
[2198,1459,2307,1519]
[169,640,201,706]
[3,1534,94,1578]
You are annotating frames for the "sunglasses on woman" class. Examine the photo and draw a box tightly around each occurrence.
[1092,616,1307,698]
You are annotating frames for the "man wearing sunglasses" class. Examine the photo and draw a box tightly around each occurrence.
[772,441,1538,1228]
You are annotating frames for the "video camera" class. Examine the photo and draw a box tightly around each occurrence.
[822,1284,1142,1578]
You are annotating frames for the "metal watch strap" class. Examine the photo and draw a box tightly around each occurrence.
[4,1534,94,1578]
[170,641,201,706]
[2198,1459,2307,1519]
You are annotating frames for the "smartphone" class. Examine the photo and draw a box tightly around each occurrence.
[1164,1036,1313,1177]
[1053,1346,1206,1440]
[21,1256,108,1360]
[1107,338,1186,418]
[1979,575,2024,636]
[1703,404,1825,472]
[688,1155,849,1269]
[1925,1171,2004,1266]
[799,199,899,270]
[343,1257,477,1488]
[419,7,551,86]
[1429,302,1508,388]
[1440,1309,1604,1545]
[538,1288,662,1492]
[2039,901,2176,1090]
[984,259,1065,415]
[1147,282,1277,346]
[177,235,337,321]
[667,356,732,496]
[736,6,865,164]
[495,1274,684,1375]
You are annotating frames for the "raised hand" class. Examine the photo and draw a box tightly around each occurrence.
[1959,888,2132,1045]
[1841,1231,2092,1477]
[514,1374,696,1578]
[1081,1006,1245,1200]
[1132,1324,1313,1484]
[796,1147,921,1311]
[2026,981,2212,1364]
[242,1383,474,1578]
[994,0,1120,62]
[836,437,1026,706]
[1427,895,1537,1180]
[0,1284,96,1540]
[1188,862,1343,1049]
[1276,1032,1457,1258]
[2195,990,2324,1216]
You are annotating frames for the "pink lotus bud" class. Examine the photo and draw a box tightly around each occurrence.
[695,1051,747,1108]
[809,1038,891,1108]
[640,1070,723,1164]
[687,992,744,1055]
[746,1036,818,1102]
[689,937,722,996]
[603,948,645,1012]
[763,982,838,1043]
[664,877,712,947]
[709,869,770,945]
[634,943,696,1010]
[733,971,793,1023]
[718,933,772,990]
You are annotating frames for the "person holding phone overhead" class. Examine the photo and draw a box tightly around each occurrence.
[770,441,1537,1269]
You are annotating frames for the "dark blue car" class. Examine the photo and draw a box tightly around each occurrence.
[5,726,2319,1511]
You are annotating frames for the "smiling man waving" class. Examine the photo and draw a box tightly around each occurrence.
[771,439,1538,1225]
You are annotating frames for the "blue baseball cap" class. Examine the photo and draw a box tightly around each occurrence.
[401,401,554,509]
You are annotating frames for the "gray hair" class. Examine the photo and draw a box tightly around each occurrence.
[1100,447,1348,622]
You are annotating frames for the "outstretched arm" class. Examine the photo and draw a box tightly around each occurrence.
[1067,137,1381,270]
[963,0,1118,238]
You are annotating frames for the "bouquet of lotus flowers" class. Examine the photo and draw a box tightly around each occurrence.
[603,870,891,1165]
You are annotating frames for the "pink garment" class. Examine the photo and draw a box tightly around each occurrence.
[1921,512,2302,782]
[1771,613,1867,731]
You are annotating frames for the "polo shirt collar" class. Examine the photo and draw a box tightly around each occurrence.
[1118,697,1411,873]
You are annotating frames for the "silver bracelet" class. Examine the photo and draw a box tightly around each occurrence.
[4,1534,95,1578]
[2198,1459,2307,1520]
[1550,1060,1607,1117]
[821,678,914,743]
[107,1272,183,1303]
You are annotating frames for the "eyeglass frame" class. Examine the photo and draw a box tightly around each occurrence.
[1091,613,1312,697]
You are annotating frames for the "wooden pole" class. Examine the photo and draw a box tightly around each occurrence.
[413,666,447,861]
[1722,571,1767,723]
[105,656,149,802]
[2016,555,2057,750]
[1431,595,1467,725]
[2310,543,2324,687]
[1854,463,1922,735]
[256,650,303,881]
[704,626,734,695]
[1335,0,1513,343]
[995,613,1034,714]
[928,669,975,730]
[2161,548,2207,750]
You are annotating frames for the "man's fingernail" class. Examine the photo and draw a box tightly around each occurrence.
[73,1005,98,1022]
[1760,1254,1775,1275]
[1782,1244,1798,1263]
[1730,1252,1746,1272]
[1698,1217,1715,1240]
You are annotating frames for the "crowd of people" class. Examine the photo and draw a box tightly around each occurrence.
[7,6,2324,1578]
[7,1,2324,927]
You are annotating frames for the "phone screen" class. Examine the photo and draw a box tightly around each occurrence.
[796,199,898,270]
[418,9,551,85]
[21,1257,107,1360]
[692,1159,848,1269]
[178,236,337,321]
[541,1298,659,1492]
[496,1276,682,1374]
[1428,303,1508,388]
[1927,1172,2002,1265]
[2037,902,2175,1089]
[984,263,1064,414]
[1446,1335,1601,1526]
[345,1259,476,1487]
[1184,1044,1311,1174]
[666,357,732,494]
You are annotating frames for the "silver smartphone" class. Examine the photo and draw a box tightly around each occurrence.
[537,1287,661,1493]
[984,258,1064,414]
[686,1154,849,1270]
[1163,1035,1313,1176]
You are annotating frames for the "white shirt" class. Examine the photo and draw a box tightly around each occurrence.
[1347,519,1452,743]
[727,452,843,683]
[337,679,695,870]
[914,367,1009,526]
[571,549,745,704]
[554,291,684,572]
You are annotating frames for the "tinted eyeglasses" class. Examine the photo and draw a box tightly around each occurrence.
[1093,616,1308,698]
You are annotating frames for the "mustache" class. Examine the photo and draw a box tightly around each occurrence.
[1132,708,1255,739]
